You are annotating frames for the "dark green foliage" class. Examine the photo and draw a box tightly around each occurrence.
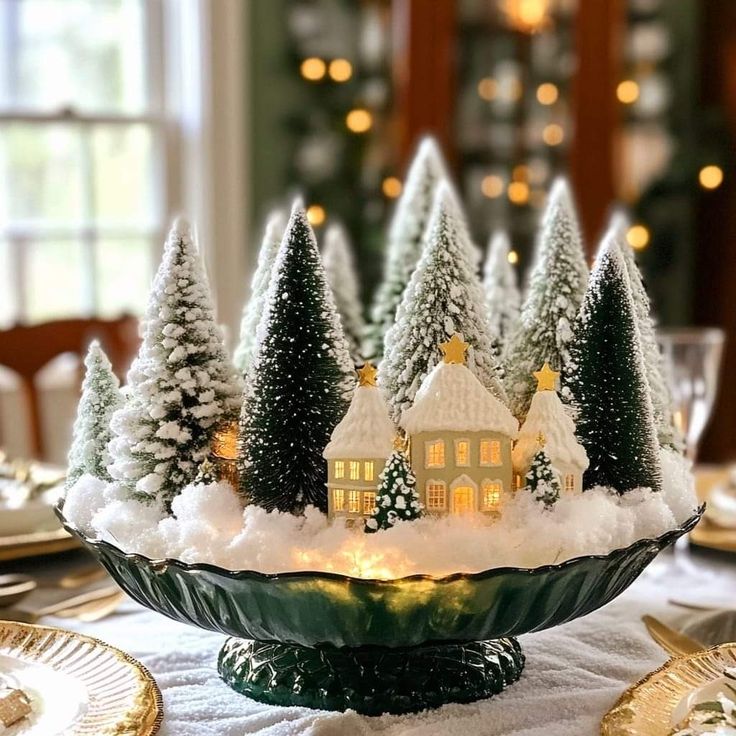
[564,239,662,493]
[238,206,354,514]
[365,449,423,532]
[524,448,560,509]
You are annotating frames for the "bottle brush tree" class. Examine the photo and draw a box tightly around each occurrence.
[108,217,242,507]
[504,179,588,420]
[66,340,123,489]
[238,203,355,514]
[564,230,662,493]
[365,447,423,532]
[524,444,561,509]
[483,229,521,350]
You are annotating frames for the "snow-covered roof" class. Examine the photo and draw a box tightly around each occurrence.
[323,385,396,459]
[399,362,518,437]
[512,390,589,472]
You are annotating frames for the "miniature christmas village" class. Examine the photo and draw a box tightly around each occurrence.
[63,137,694,576]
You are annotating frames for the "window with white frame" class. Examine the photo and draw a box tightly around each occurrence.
[0,0,168,325]
[425,480,446,510]
[425,439,445,468]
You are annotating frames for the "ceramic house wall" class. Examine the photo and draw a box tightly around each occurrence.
[326,457,386,521]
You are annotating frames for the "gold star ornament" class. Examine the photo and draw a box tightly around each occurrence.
[440,334,469,365]
[533,362,559,392]
[357,362,378,387]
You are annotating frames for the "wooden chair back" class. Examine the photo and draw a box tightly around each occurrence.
[0,316,140,459]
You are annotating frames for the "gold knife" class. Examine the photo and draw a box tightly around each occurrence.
[0,586,121,624]
[642,614,705,657]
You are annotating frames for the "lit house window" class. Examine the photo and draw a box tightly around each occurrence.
[426,481,446,510]
[514,474,523,491]
[334,461,345,479]
[349,461,360,480]
[455,439,470,466]
[565,474,575,493]
[364,461,374,481]
[348,490,360,513]
[0,0,168,325]
[483,481,502,510]
[333,488,345,511]
[426,440,445,468]
[480,440,502,466]
[363,491,376,515]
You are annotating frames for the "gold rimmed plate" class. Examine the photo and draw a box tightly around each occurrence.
[601,643,736,735]
[0,621,162,735]
[0,527,79,562]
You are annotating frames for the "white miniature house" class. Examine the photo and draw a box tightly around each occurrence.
[400,335,519,516]
[512,363,589,494]
[323,363,395,524]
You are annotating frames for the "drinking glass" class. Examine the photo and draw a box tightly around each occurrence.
[656,328,725,463]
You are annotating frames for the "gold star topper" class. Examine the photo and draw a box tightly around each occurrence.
[357,362,378,387]
[440,334,469,365]
[536,432,547,448]
[533,362,559,392]
[393,433,408,452]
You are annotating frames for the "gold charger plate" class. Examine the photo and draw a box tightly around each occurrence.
[692,466,736,553]
[601,643,736,735]
[0,621,163,735]
[0,527,80,562]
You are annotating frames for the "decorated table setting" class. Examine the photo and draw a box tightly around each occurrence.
[5,138,736,736]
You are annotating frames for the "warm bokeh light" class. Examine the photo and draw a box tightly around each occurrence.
[626,224,650,251]
[536,82,559,105]
[300,57,326,81]
[477,77,498,101]
[542,123,564,146]
[382,176,402,198]
[481,174,504,198]
[306,204,326,226]
[699,165,724,190]
[345,108,373,133]
[512,164,530,182]
[501,0,550,33]
[508,250,519,265]
[617,80,640,104]
[508,181,530,205]
[328,58,352,82]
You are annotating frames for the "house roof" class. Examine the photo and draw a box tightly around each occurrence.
[511,389,589,472]
[399,362,518,437]
[323,385,396,459]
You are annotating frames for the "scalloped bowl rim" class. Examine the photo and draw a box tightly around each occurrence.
[55,502,704,586]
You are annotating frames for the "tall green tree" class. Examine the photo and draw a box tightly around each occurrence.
[322,222,365,364]
[238,204,354,513]
[365,136,447,361]
[564,231,662,493]
[380,183,506,423]
[233,209,287,375]
[504,179,588,419]
[67,341,122,488]
[483,229,521,350]
[365,448,423,532]
[108,218,242,507]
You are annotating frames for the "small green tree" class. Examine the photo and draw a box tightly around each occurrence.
[564,230,662,493]
[66,341,123,488]
[365,448,423,532]
[238,204,354,514]
[524,445,560,509]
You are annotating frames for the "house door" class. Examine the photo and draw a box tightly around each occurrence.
[452,486,474,514]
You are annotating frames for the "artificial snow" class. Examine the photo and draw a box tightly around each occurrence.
[64,448,698,580]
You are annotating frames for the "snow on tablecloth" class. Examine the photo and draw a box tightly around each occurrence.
[57,554,736,736]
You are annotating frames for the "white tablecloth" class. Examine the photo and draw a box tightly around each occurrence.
[18,550,736,736]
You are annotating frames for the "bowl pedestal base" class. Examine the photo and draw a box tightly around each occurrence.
[217,637,525,716]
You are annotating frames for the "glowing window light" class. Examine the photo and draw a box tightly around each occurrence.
[328,58,352,82]
[300,57,326,81]
[616,80,640,104]
[345,108,372,133]
[699,165,724,190]
[536,82,558,105]
[481,175,504,199]
[626,224,650,251]
[306,205,326,226]
[483,481,502,510]
[382,176,402,198]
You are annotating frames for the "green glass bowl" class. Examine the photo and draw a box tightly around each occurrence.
[56,504,703,649]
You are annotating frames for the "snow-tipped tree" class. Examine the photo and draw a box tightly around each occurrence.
[238,204,355,514]
[564,230,662,494]
[322,222,365,364]
[524,445,560,509]
[380,183,507,423]
[606,213,680,449]
[66,341,123,489]
[483,229,521,349]
[365,448,423,532]
[108,218,242,507]
[365,136,448,361]
[504,179,589,420]
[233,209,287,375]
